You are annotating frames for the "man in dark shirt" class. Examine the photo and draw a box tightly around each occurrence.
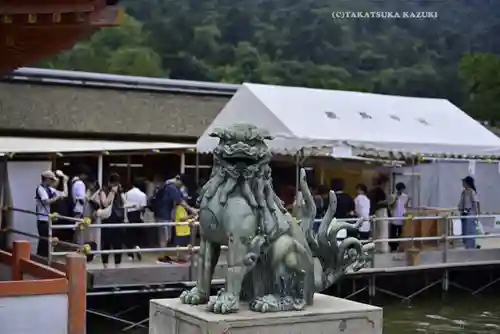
[330,178,355,219]
[368,174,389,215]
[156,175,198,263]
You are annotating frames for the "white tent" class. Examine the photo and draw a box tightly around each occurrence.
[0,137,195,154]
[197,83,500,158]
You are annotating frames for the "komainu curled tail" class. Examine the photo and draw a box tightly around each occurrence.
[294,168,374,292]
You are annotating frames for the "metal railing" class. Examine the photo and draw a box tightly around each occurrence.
[2,206,500,270]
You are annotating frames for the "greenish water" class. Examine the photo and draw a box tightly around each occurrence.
[384,297,500,333]
[89,295,500,333]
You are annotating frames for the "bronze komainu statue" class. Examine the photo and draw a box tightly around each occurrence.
[181,123,374,313]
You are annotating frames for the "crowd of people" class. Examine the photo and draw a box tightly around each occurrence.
[310,174,482,251]
[34,165,482,267]
[310,175,410,252]
[34,165,199,267]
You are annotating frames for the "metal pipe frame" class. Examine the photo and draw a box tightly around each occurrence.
[3,228,82,250]
[87,286,182,296]
[10,205,498,229]
[7,206,500,300]
[345,266,500,304]
[87,309,148,330]
[87,286,185,332]
[47,214,500,229]
[50,221,195,229]
[52,245,229,256]
[122,317,149,332]
[5,206,499,259]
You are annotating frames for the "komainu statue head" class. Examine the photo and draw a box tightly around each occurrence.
[210,123,273,168]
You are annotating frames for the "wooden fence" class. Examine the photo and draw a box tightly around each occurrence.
[0,240,86,334]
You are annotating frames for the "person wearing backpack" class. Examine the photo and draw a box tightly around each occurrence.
[155,174,198,263]
[148,174,170,248]
[35,170,68,257]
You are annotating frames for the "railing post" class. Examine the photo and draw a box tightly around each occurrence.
[442,215,449,264]
[12,240,30,280]
[370,217,375,268]
[189,221,197,281]
[48,216,53,265]
[66,253,87,334]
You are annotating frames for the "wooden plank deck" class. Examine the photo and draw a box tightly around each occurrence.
[84,239,500,289]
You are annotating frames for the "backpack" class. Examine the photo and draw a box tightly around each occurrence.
[148,183,167,213]
[110,192,125,220]
[58,178,78,217]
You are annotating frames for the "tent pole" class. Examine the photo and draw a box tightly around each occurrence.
[195,153,200,185]
[126,155,132,185]
[96,154,104,250]
[51,154,57,170]
[180,152,186,175]
[411,156,419,214]
[97,154,104,188]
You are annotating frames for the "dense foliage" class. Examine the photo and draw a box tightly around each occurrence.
[38,0,500,122]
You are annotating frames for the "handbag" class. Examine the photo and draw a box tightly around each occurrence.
[96,204,112,219]
[95,191,112,219]
[476,220,485,235]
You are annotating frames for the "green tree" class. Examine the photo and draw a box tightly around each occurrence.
[37,0,500,113]
[38,15,164,77]
[460,53,500,123]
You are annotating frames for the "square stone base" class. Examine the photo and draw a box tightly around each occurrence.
[149,294,383,334]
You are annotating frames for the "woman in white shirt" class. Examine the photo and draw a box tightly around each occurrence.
[354,184,371,240]
[389,182,409,252]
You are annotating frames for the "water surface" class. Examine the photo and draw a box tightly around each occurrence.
[89,295,500,333]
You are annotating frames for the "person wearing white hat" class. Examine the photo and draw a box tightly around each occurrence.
[35,170,67,257]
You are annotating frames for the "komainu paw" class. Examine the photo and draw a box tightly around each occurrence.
[180,287,209,305]
[207,288,239,314]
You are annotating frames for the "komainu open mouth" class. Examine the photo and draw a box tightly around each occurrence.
[223,156,259,167]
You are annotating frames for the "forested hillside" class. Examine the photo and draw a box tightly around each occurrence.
[38,0,500,123]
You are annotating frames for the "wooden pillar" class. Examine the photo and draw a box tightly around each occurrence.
[126,155,132,184]
[52,154,57,170]
[66,253,87,334]
[12,240,30,280]
[97,154,103,187]
[195,152,200,184]
[180,152,186,174]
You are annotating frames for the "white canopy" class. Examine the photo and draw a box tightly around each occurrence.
[197,83,500,158]
[0,137,195,154]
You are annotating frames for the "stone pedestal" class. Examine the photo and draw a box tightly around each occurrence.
[149,294,383,334]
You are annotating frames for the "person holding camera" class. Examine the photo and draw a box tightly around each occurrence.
[98,173,127,268]
[35,170,68,257]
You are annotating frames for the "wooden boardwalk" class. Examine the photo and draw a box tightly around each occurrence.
[83,239,500,290]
